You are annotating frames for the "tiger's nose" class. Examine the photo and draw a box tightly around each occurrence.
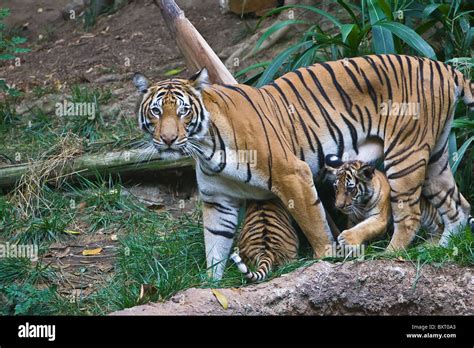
[161,134,178,146]
[335,201,345,209]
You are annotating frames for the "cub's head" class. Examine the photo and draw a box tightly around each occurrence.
[133,68,210,157]
[324,155,375,213]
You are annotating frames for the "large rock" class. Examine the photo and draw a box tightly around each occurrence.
[110,260,473,315]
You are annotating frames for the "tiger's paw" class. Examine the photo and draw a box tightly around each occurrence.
[337,230,363,246]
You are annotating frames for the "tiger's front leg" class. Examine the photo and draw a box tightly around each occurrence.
[273,160,334,257]
[201,197,241,280]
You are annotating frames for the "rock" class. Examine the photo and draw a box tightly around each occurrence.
[15,94,65,115]
[109,260,473,315]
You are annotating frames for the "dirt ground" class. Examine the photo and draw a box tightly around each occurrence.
[1,0,256,91]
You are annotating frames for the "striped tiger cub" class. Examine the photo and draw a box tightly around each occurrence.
[230,199,298,282]
[134,54,473,279]
[325,155,445,246]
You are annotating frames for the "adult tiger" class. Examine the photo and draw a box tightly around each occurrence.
[133,54,473,279]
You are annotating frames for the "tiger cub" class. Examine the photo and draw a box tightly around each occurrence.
[324,155,445,246]
[230,199,298,282]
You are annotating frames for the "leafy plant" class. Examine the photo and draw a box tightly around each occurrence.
[0,283,58,315]
[0,8,30,97]
[239,0,471,84]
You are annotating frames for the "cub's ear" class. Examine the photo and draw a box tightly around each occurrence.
[133,73,149,94]
[325,154,343,169]
[358,164,375,181]
[189,67,210,90]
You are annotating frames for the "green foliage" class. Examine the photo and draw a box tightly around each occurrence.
[366,226,474,267]
[62,85,113,141]
[241,0,471,85]
[0,98,17,126]
[0,284,58,315]
[0,257,54,285]
[0,255,58,315]
[0,8,30,98]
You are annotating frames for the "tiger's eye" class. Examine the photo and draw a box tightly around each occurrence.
[151,107,160,116]
[180,107,190,116]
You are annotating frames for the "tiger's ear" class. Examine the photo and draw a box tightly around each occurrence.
[189,68,210,90]
[358,164,375,181]
[133,73,149,94]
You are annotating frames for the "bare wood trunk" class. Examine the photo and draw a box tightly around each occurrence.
[154,0,236,84]
[0,152,193,188]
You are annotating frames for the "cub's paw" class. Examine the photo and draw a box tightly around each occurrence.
[337,230,363,246]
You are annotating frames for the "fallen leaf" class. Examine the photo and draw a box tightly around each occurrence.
[82,247,102,256]
[211,289,228,310]
[164,67,184,76]
[64,229,81,235]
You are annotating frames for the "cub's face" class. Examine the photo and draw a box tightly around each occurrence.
[324,155,375,213]
[133,68,210,158]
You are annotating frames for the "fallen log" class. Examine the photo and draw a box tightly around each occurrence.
[110,260,473,315]
[0,150,194,188]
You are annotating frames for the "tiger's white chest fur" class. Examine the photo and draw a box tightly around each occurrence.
[196,162,274,202]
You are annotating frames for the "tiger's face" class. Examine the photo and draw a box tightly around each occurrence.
[324,155,375,214]
[133,68,210,158]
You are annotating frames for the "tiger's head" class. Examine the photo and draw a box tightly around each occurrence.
[133,68,210,158]
[324,155,375,214]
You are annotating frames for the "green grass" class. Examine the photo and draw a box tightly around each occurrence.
[361,227,474,267]
[0,84,142,163]
[62,85,112,141]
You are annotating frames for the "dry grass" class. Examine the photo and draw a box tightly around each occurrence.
[11,132,84,217]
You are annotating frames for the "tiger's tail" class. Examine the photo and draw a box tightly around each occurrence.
[230,250,273,282]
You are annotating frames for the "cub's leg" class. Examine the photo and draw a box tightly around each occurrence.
[201,198,240,280]
[422,146,470,246]
[338,216,388,246]
[384,152,427,251]
[273,159,334,257]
